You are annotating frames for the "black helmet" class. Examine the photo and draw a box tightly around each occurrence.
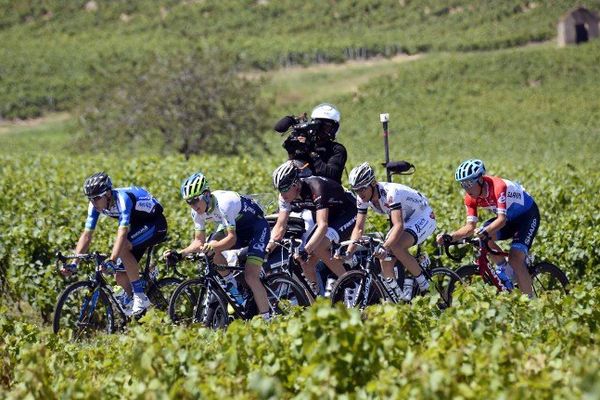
[83,172,112,198]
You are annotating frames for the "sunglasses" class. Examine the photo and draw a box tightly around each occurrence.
[352,186,370,194]
[186,196,202,205]
[88,191,107,202]
[460,179,478,189]
[279,185,293,193]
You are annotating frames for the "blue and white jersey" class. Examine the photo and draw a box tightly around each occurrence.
[85,187,162,230]
[192,190,264,232]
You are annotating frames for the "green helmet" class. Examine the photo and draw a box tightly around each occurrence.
[181,172,210,200]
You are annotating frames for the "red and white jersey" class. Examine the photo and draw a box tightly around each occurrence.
[464,176,534,222]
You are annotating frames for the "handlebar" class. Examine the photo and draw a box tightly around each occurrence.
[55,251,107,264]
[439,236,507,262]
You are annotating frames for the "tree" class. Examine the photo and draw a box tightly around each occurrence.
[78,51,271,158]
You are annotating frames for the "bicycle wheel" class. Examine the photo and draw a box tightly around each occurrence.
[147,277,182,311]
[53,280,114,338]
[330,270,386,309]
[168,278,206,325]
[455,264,492,286]
[427,267,462,309]
[530,262,570,296]
[263,273,311,315]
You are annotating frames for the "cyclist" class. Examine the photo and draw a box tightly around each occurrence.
[163,172,272,319]
[345,162,436,301]
[60,172,167,316]
[436,159,538,296]
[269,161,357,295]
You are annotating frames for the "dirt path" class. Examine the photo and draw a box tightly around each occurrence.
[0,112,70,135]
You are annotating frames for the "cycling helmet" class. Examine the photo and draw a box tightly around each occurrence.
[83,172,112,198]
[181,172,210,200]
[311,103,340,139]
[455,159,486,182]
[349,162,376,189]
[272,161,299,191]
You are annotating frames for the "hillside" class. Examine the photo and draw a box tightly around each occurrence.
[2,0,600,118]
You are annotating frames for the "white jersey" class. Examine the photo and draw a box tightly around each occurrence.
[192,190,242,232]
[357,182,430,222]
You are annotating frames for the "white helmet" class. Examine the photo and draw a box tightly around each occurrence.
[455,159,486,182]
[311,103,341,138]
[349,162,376,189]
[272,161,299,192]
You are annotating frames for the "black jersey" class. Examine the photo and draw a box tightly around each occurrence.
[278,176,355,218]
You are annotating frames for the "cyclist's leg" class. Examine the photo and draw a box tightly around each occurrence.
[388,231,420,276]
[311,238,346,278]
[299,224,324,283]
[125,216,168,309]
[509,204,540,297]
[315,211,357,278]
[207,230,231,277]
[389,210,436,277]
[243,219,270,314]
[482,217,509,265]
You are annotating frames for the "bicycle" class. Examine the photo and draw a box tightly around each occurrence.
[440,236,569,296]
[329,235,461,310]
[53,242,184,337]
[167,251,311,328]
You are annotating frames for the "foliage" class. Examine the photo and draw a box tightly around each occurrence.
[2,287,600,398]
[2,0,600,118]
[77,51,272,158]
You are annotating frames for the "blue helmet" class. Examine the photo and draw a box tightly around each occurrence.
[455,159,486,182]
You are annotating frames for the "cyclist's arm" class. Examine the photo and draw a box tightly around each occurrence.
[209,229,236,252]
[180,231,206,255]
[347,211,367,255]
[383,209,404,250]
[270,209,290,243]
[73,230,94,264]
[109,226,129,262]
[449,221,477,241]
[481,213,506,237]
[304,208,329,255]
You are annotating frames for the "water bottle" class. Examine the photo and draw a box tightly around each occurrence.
[222,274,245,305]
[384,277,403,302]
[148,264,159,281]
[417,252,431,269]
[324,277,336,298]
[495,265,514,290]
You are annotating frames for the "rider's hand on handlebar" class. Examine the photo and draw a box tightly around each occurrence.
[436,233,453,245]
[201,243,215,257]
[475,227,490,240]
[163,249,182,263]
[60,263,77,277]
[373,245,391,260]
[101,259,117,275]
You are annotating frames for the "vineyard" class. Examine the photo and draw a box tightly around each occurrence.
[3,0,600,118]
[2,1,600,398]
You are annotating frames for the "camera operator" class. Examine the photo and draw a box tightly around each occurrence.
[271,103,349,295]
[277,103,347,184]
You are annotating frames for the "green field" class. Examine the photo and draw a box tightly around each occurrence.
[2,0,600,118]
[2,1,600,398]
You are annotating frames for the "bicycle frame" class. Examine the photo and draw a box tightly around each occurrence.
[188,253,284,322]
[443,237,510,292]
[273,238,320,298]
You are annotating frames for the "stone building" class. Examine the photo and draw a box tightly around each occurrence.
[557,7,599,46]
